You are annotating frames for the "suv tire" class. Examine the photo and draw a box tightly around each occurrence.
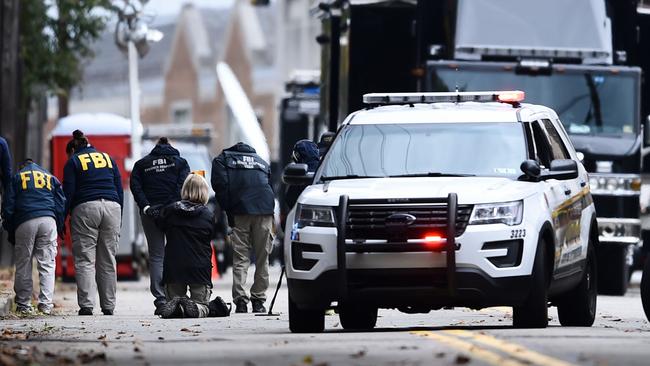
[339,304,378,330]
[597,244,629,296]
[513,236,549,328]
[557,243,597,326]
[641,257,650,322]
[288,294,324,333]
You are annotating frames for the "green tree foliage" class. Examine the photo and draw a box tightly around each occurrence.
[19,0,111,117]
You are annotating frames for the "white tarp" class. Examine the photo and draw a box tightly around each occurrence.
[455,0,612,64]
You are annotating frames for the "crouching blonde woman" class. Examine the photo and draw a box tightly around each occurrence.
[157,173,215,318]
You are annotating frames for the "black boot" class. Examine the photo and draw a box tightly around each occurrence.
[234,299,248,313]
[251,300,266,314]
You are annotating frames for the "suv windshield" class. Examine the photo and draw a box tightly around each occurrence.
[317,123,526,181]
[429,65,638,136]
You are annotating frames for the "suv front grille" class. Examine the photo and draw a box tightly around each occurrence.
[345,199,473,241]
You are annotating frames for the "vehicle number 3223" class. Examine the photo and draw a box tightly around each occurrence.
[510,229,526,239]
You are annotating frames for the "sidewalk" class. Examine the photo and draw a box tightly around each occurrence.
[0,268,14,317]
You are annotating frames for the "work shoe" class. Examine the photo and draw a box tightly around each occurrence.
[37,304,52,315]
[234,300,248,313]
[179,297,200,318]
[16,306,34,316]
[160,297,184,319]
[154,303,166,316]
[251,300,266,314]
[102,309,114,316]
[78,307,93,316]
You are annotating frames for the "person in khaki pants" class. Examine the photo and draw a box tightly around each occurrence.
[211,142,275,313]
[2,159,65,315]
[62,130,123,316]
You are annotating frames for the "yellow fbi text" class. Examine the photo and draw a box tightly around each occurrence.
[20,170,53,190]
[77,152,113,171]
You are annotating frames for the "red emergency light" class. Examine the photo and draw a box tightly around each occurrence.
[497,90,525,103]
[423,234,446,251]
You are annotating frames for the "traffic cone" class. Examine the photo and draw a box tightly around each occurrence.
[211,245,220,280]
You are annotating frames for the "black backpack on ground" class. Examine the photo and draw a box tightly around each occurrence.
[208,296,231,317]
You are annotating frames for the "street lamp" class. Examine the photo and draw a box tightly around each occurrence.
[111,0,163,244]
[112,0,164,167]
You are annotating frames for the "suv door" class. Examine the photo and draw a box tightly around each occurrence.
[530,120,565,275]
[540,119,585,276]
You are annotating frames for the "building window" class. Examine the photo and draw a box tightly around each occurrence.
[171,100,192,124]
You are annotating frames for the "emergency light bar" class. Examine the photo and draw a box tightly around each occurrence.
[362,90,525,105]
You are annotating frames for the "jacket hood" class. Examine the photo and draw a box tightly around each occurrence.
[170,200,207,217]
[225,142,256,154]
[75,145,96,155]
[293,140,320,171]
[150,143,180,157]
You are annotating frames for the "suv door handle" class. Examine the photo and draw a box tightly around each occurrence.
[564,189,572,196]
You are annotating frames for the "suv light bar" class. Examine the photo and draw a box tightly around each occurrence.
[362,91,525,105]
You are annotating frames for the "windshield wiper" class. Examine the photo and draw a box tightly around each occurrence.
[388,172,476,178]
[320,174,380,181]
[584,74,603,128]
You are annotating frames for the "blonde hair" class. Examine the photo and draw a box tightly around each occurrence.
[181,173,210,205]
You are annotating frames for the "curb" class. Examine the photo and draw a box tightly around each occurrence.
[0,295,13,317]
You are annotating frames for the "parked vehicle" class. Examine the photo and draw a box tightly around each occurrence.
[283,91,598,332]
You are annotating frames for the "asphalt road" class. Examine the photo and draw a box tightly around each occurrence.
[0,267,649,366]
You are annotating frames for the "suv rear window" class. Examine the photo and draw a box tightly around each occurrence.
[318,123,527,179]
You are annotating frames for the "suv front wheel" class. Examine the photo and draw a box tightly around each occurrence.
[288,294,325,333]
[339,303,378,330]
[513,236,549,328]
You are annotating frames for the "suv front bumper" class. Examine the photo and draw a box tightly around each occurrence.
[287,194,540,310]
[288,267,532,310]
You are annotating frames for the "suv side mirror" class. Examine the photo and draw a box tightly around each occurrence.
[520,160,541,180]
[542,159,579,180]
[282,163,313,185]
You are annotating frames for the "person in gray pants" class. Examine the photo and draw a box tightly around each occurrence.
[130,137,190,315]
[63,130,123,316]
[211,142,275,313]
[2,159,65,315]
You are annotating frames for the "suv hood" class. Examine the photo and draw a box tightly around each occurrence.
[298,177,538,206]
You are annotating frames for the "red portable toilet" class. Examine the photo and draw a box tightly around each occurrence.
[51,113,143,281]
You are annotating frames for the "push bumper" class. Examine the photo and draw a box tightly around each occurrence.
[288,267,532,310]
[288,193,533,310]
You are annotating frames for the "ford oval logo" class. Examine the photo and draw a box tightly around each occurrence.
[385,213,417,227]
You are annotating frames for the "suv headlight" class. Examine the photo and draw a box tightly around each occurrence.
[295,204,336,228]
[469,200,523,226]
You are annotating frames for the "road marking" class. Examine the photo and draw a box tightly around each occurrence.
[444,329,575,366]
[411,331,525,366]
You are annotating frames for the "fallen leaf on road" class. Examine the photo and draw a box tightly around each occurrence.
[180,328,191,332]
[350,350,366,358]
[78,351,106,363]
[303,355,314,364]
[1,329,26,341]
[158,337,164,340]
[117,331,126,334]
[97,334,106,340]
[455,354,471,364]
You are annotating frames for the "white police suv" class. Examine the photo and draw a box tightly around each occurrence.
[283,91,597,332]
